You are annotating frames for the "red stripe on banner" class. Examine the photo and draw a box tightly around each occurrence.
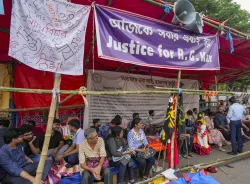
[95,4,216,37]
[100,55,220,71]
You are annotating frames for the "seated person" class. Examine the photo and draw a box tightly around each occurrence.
[214,106,230,141]
[127,118,155,181]
[0,120,8,148]
[180,110,195,158]
[27,120,43,137]
[106,126,135,184]
[144,110,155,135]
[195,112,211,155]
[91,119,102,133]
[21,119,67,162]
[55,118,85,167]
[79,128,112,184]
[98,119,117,140]
[0,128,49,184]
[205,112,230,152]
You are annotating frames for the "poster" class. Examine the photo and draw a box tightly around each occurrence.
[9,0,91,75]
[95,5,220,71]
[83,70,199,129]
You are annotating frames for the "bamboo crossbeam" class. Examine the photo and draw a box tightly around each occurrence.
[0,104,83,112]
[144,0,250,40]
[1,86,249,96]
[136,150,250,184]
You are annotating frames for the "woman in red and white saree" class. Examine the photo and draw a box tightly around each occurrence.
[194,112,211,155]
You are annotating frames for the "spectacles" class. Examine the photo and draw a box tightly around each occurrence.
[89,134,98,140]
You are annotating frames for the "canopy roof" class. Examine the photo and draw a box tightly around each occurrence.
[0,0,250,108]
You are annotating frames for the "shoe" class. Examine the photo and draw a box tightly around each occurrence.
[188,153,193,157]
[237,150,243,153]
[218,147,226,152]
[227,152,237,155]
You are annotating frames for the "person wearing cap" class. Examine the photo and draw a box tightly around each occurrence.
[227,96,246,155]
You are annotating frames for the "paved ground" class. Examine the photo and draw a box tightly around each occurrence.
[152,141,250,184]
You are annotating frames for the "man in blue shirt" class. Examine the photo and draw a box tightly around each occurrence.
[0,128,44,184]
[227,96,246,155]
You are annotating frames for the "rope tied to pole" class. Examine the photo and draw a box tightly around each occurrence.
[78,86,89,107]
[178,88,183,94]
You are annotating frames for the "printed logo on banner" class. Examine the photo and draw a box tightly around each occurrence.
[9,0,91,75]
[94,5,220,71]
[0,0,4,15]
[93,74,102,83]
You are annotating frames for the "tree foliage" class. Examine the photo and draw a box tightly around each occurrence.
[168,0,250,92]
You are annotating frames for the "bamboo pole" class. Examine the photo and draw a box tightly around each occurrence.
[136,150,250,184]
[144,0,250,39]
[34,74,61,184]
[0,104,83,112]
[1,86,249,96]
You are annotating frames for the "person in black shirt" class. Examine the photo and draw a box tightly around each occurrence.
[91,119,101,133]
[19,124,35,157]
[214,106,230,141]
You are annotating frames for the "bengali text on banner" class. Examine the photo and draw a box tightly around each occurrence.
[94,5,220,70]
[9,0,91,75]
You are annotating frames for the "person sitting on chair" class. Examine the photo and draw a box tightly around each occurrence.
[79,128,112,184]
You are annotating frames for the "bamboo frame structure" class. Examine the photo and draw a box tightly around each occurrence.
[0,104,83,112]
[137,150,250,184]
[144,0,250,39]
[34,74,61,184]
[1,86,249,96]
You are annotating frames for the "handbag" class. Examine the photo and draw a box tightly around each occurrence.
[136,145,156,159]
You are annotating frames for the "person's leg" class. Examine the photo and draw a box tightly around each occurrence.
[144,157,155,177]
[230,121,237,154]
[41,159,53,181]
[117,162,127,184]
[57,145,69,155]
[29,154,41,163]
[220,129,230,141]
[236,121,243,153]
[1,174,32,184]
[81,171,93,184]
[127,164,134,181]
[47,149,55,157]
[136,157,146,178]
[22,162,39,176]
[102,167,112,184]
[188,136,194,154]
[67,153,79,165]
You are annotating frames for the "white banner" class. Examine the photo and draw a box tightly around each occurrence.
[83,70,199,129]
[9,0,90,75]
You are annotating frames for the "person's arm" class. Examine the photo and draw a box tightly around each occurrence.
[0,151,29,179]
[106,138,124,157]
[29,140,40,154]
[242,122,249,131]
[227,106,233,120]
[63,144,76,154]
[62,144,79,157]
[127,131,146,153]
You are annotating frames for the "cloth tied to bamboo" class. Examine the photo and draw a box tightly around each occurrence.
[78,86,89,107]
[204,91,218,101]
[52,88,60,102]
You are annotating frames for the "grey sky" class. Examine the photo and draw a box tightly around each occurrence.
[234,0,250,12]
